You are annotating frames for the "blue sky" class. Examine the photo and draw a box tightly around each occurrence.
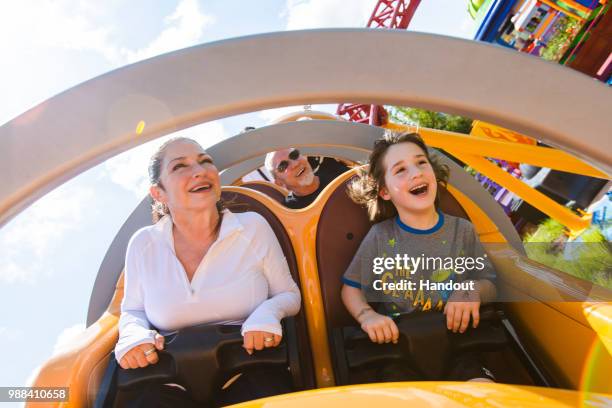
[0,0,478,394]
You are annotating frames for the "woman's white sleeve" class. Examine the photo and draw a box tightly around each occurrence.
[241,219,301,336]
[114,234,157,362]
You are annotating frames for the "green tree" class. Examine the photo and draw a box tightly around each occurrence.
[389,106,473,134]
[541,16,582,62]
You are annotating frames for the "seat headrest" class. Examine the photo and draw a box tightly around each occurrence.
[240,182,286,204]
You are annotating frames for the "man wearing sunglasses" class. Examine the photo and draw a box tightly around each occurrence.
[264,148,349,209]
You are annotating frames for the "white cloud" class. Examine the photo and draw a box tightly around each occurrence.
[283,0,373,30]
[120,0,216,64]
[0,261,37,285]
[0,0,217,125]
[0,0,117,60]
[24,323,86,386]
[103,120,228,196]
[0,0,215,67]
[179,120,229,150]
[0,326,24,343]
[103,137,174,198]
[52,324,87,356]
[0,184,96,284]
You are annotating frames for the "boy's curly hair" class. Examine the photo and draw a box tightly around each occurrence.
[348,130,449,223]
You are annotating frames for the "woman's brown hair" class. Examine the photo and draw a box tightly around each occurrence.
[148,137,226,224]
[348,130,449,223]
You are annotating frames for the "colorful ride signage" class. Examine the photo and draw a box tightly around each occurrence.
[470,120,537,145]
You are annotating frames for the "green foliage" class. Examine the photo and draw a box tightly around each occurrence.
[523,218,566,243]
[540,16,582,62]
[469,0,494,21]
[559,4,609,64]
[463,166,478,177]
[389,106,473,134]
[524,219,612,289]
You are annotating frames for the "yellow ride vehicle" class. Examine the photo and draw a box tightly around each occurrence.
[0,29,610,407]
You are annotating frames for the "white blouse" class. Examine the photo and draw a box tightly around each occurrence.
[115,210,301,363]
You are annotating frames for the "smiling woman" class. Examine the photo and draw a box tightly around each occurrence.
[113,137,301,407]
[147,137,222,223]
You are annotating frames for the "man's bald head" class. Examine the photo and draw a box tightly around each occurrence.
[265,148,317,193]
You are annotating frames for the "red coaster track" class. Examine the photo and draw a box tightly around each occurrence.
[336,0,421,125]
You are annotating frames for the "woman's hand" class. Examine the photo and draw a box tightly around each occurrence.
[243,331,282,355]
[444,288,481,333]
[359,309,399,344]
[119,333,165,369]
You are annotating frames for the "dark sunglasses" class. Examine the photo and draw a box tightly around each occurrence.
[276,149,300,173]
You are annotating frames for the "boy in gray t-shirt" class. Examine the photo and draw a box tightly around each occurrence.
[341,131,497,382]
[343,211,495,317]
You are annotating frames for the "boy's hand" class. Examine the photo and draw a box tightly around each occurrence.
[445,288,481,333]
[359,309,399,344]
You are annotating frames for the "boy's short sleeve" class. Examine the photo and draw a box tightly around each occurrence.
[462,221,496,283]
[342,225,379,289]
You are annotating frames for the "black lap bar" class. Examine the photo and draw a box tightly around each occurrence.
[333,305,507,383]
[117,322,289,404]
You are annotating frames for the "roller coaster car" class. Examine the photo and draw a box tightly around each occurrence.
[93,173,533,407]
[2,30,611,407]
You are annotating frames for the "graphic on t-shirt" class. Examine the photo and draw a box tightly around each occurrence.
[343,213,496,318]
